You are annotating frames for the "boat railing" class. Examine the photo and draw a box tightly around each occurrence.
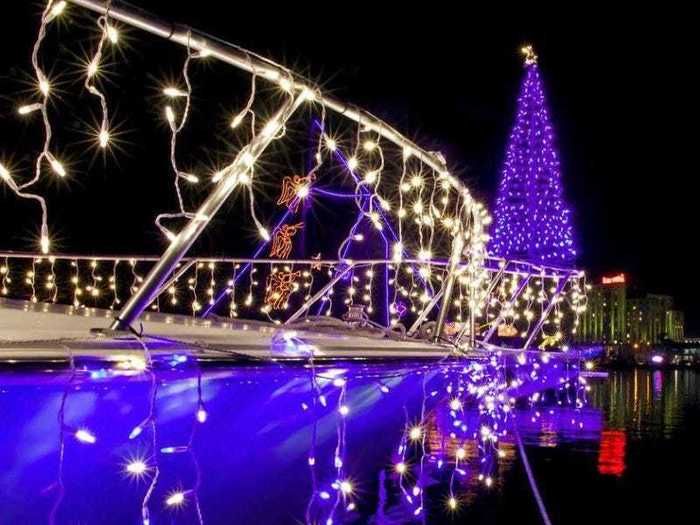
[1,251,587,350]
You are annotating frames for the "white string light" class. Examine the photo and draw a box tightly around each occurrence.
[155,31,205,242]
[8,0,73,254]
[84,1,118,151]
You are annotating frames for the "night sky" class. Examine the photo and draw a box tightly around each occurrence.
[1,3,697,333]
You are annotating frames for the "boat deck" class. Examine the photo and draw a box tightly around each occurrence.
[0,298,455,364]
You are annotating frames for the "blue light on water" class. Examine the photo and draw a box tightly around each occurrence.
[0,352,600,524]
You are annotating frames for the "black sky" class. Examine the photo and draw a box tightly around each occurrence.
[2,2,698,333]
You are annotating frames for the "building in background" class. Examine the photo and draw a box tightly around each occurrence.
[577,273,627,344]
[627,294,673,346]
[666,310,685,342]
[576,274,684,348]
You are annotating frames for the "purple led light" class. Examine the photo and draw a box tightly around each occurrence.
[490,58,577,266]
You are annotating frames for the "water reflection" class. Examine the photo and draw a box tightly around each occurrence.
[7,352,680,524]
[593,368,699,440]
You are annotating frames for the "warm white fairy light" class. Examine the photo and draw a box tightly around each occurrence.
[99,129,110,148]
[339,480,353,495]
[261,118,281,138]
[0,163,10,182]
[163,86,188,98]
[179,172,199,184]
[165,105,176,126]
[230,113,245,129]
[18,103,43,115]
[75,428,97,444]
[325,137,337,151]
[363,170,378,184]
[408,426,422,441]
[106,23,119,44]
[40,234,50,255]
[258,226,271,241]
[38,77,51,96]
[48,1,67,21]
[165,491,185,507]
[45,153,66,177]
[125,459,149,478]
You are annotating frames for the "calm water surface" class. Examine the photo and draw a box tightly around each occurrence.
[0,356,697,524]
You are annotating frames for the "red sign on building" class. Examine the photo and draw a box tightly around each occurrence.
[602,273,625,285]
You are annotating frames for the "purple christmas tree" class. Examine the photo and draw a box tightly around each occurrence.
[489,46,577,266]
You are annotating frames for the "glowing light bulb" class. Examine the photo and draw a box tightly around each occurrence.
[129,425,143,439]
[449,398,462,411]
[261,119,280,138]
[448,497,458,510]
[49,1,67,20]
[363,140,376,152]
[418,249,431,261]
[39,79,50,96]
[87,59,99,78]
[456,448,466,460]
[106,24,119,44]
[165,106,175,125]
[160,446,188,454]
[347,157,358,170]
[212,169,226,183]
[180,172,199,184]
[98,128,110,148]
[296,185,309,198]
[338,405,349,416]
[18,103,42,115]
[126,460,148,477]
[75,429,96,444]
[258,227,270,241]
[45,153,65,177]
[237,172,251,185]
[163,87,187,98]
[301,87,316,100]
[241,151,255,167]
[325,137,337,151]
[363,170,378,184]
[409,426,422,441]
[411,175,423,188]
[196,408,207,423]
[230,113,245,128]
[165,491,185,507]
[395,462,407,474]
[40,235,50,255]
[0,163,10,182]
[279,77,293,92]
